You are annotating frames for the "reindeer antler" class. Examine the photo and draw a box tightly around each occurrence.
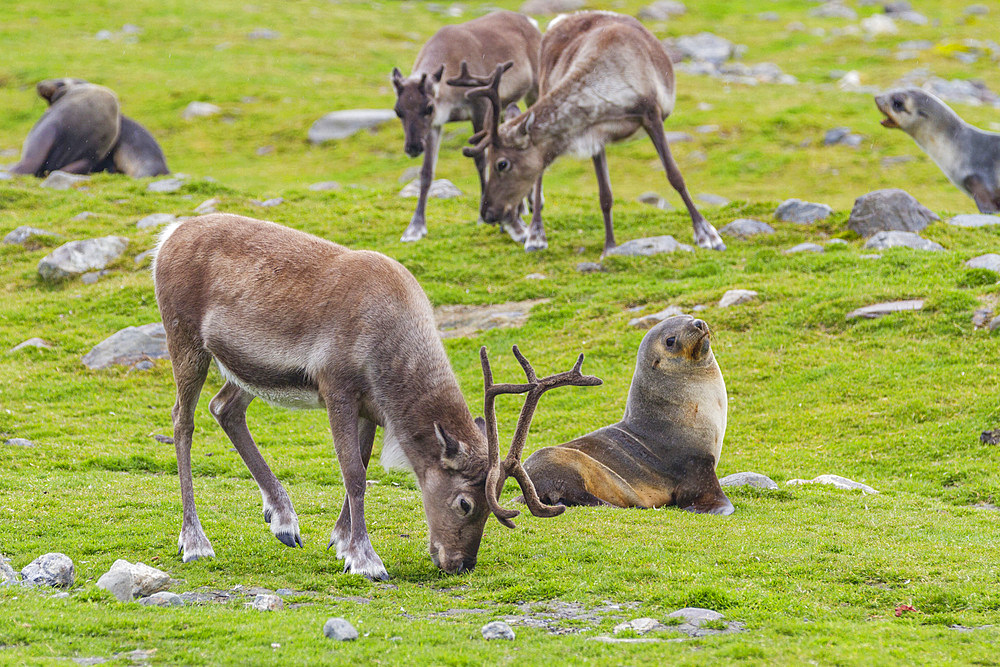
[450,62,510,159]
[480,346,603,528]
[445,60,513,88]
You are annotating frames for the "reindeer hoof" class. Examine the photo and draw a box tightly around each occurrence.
[343,553,390,581]
[178,530,215,563]
[524,236,548,252]
[276,531,304,548]
[400,224,427,243]
[501,218,528,244]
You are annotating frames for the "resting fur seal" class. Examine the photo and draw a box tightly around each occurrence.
[8,79,120,176]
[523,315,733,514]
[876,88,1000,214]
[35,78,169,178]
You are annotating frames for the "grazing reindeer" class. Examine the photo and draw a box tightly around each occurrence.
[152,214,600,579]
[391,10,541,243]
[454,11,725,253]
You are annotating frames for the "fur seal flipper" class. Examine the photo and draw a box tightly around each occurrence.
[524,315,734,514]
[96,116,170,178]
[876,88,1000,214]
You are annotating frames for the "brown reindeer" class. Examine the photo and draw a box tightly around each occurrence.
[152,214,600,579]
[391,10,541,243]
[453,11,725,254]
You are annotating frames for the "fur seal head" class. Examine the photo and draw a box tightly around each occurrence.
[874,88,963,139]
[37,78,88,105]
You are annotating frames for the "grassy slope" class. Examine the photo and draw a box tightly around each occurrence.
[2,0,1000,664]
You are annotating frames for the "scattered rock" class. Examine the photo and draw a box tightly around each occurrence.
[71,211,96,221]
[577,261,605,274]
[194,198,219,214]
[308,181,342,192]
[255,146,274,156]
[881,155,916,168]
[4,226,62,245]
[638,0,686,20]
[182,102,222,120]
[980,428,1000,445]
[398,179,462,199]
[482,621,516,640]
[947,214,1000,228]
[3,438,34,447]
[966,254,1000,273]
[10,338,52,352]
[719,472,778,489]
[613,617,667,635]
[720,219,774,238]
[308,109,396,144]
[973,308,994,328]
[896,69,1000,108]
[1,555,20,585]
[134,249,155,265]
[97,560,170,601]
[809,3,857,19]
[668,607,744,637]
[81,270,108,285]
[251,594,285,611]
[629,306,684,329]
[784,242,824,254]
[823,127,864,147]
[138,591,184,607]
[38,236,128,282]
[637,192,674,210]
[96,567,133,602]
[136,213,177,229]
[40,171,90,190]
[604,235,693,257]
[787,474,878,495]
[147,177,185,193]
[861,14,898,35]
[991,316,1000,332]
[718,289,758,308]
[848,189,939,237]
[21,553,74,587]
[846,299,924,320]
[674,32,737,64]
[435,299,548,339]
[247,28,280,40]
[323,617,359,641]
[863,231,943,251]
[774,199,832,224]
[525,273,546,280]
[697,193,729,206]
[965,4,989,15]
[82,322,170,370]
[251,197,284,207]
[520,0,584,14]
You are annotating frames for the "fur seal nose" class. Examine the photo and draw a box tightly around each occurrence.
[692,319,707,332]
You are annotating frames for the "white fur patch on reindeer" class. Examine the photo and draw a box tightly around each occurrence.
[379,423,415,474]
[215,360,322,410]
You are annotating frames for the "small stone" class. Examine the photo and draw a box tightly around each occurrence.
[774,199,832,224]
[848,189,939,237]
[481,621,515,640]
[82,322,170,370]
[152,434,174,444]
[247,28,280,40]
[251,594,284,611]
[520,0,584,15]
[697,193,729,206]
[697,124,719,134]
[758,11,779,21]
[38,236,128,282]
[629,306,684,329]
[966,254,1000,273]
[10,338,52,352]
[4,438,35,447]
[323,617,359,641]
[826,239,849,246]
[95,29,114,40]
[973,308,994,328]
[786,474,878,495]
[136,213,177,229]
[663,131,693,143]
[861,14,898,34]
[72,211,96,221]
[863,231,943,252]
[193,198,219,215]
[525,273,546,280]
[719,472,778,489]
[720,219,774,238]
[308,181,342,192]
[40,171,89,190]
[134,249,155,265]
[255,145,274,156]
[948,214,1000,228]
[251,197,284,207]
[613,617,667,635]
[1,556,20,585]
[675,32,736,64]
[823,127,863,147]
[783,243,824,254]
[604,235,694,257]
[398,179,461,199]
[97,567,134,602]
[989,316,1000,332]
[577,262,605,274]
[718,289,758,308]
[81,271,103,285]
[846,299,924,320]
[638,0,686,21]
[965,4,989,15]
[4,226,62,245]
[139,591,184,607]
[668,607,724,625]
[637,192,674,210]
[308,109,396,144]
[809,2,858,19]
[21,553,74,587]
[182,102,222,120]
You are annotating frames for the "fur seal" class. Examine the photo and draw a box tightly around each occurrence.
[876,88,1000,214]
[523,315,733,514]
[8,79,120,176]
[35,78,169,178]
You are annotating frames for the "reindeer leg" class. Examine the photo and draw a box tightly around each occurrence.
[168,345,215,562]
[524,175,547,251]
[325,394,388,580]
[643,113,725,251]
[209,381,302,548]
[329,417,376,558]
[401,125,441,242]
[592,148,617,254]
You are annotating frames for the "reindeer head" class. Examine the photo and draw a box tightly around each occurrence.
[422,346,602,574]
[451,63,546,227]
[391,66,444,158]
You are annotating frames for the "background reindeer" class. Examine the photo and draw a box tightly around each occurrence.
[153,214,599,579]
[454,11,725,254]
[391,10,540,244]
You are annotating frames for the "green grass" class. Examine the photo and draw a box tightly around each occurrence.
[3,0,1000,664]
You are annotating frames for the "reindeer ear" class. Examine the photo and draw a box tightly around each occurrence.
[391,67,404,92]
[434,423,464,463]
[474,416,487,436]
[432,65,445,83]
[520,111,534,136]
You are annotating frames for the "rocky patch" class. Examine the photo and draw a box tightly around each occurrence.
[787,474,878,494]
[775,199,832,224]
[182,102,222,120]
[629,306,683,329]
[863,231,943,252]
[38,236,128,282]
[21,553,74,587]
[398,179,461,199]
[434,299,549,339]
[848,189,939,237]
[40,171,89,190]
[718,289,758,308]
[481,621,515,640]
[4,226,62,245]
[604,235,693,257]
[947,214,1000,228]
[82,322,169,370]
[846,299,924,320]
[720,219,774,238]
[308,109,396,144]
[323,617,359,641]
[719,472,778,489]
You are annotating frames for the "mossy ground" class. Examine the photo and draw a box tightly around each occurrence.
[1,0,999,664]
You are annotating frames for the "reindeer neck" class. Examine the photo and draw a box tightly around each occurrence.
[527,76,627,161]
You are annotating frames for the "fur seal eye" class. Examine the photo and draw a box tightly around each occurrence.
[496,158,511,173]
[892,99,905,112]
[665,336,676,347]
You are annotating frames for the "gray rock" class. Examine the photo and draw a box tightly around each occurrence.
[21,553,74,587]
[97,560,170,601]
[965,4,989,15]
[947,214,1000,228]
[719,471,779,490]
[637,192,674,210]
[783,242,824,254]
[990,316,1000,332]
[398,179,462,199]
[182,102,222,120]
[895,69,1000,108]
[848,189,939,237]
[613,617,667,635]
[72,211,97,221]
[663,131,694,143]
[675,32,736,64]
[4,438,34,447]
[668,607,724,625]
[774,199,832,224]
[398,166,421,183]
[481,621,515,640]
[308,109,396,144]
[95,29,114,40]
[1,555,20,585]
[823,127,863,147]
[966,254,1000,273]
[193,198,219,214]
[666,607,744,637]
[138,591,184,607]
[638,0,686,20]
[323,617,359,641]
[973,308,994,328]
[10,337,52,352]
[863,231,943,251]
[308,181,342,192]
[134,249,155,265]
[718,289,758,308]
[97,567,133,602]
[720,219,774,238]
[38,236,128,281]
[81,271,107,285]
[247,28,280,40]
[577,262,605,274]
[136,213,177,229]
[826,239,849,245]
[147,178,185,193]
[861,14,898,35]
[251,197,284,207]
[520,0,584,14]
[629,306,684,329]
[434,299,548,339]
[40,171,89,190]
[786,474,878,495]
[525,273,546,280]
[604,235,694,257]
[894,10,928,24]
[4,226,62,245]
[810,2,858,19]
[251,594,284,611]
[82,322,169,370]
[846,299,924,319]
[697,193,729,206]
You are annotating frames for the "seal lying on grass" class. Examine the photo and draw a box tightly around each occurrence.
[523,315,734,514]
